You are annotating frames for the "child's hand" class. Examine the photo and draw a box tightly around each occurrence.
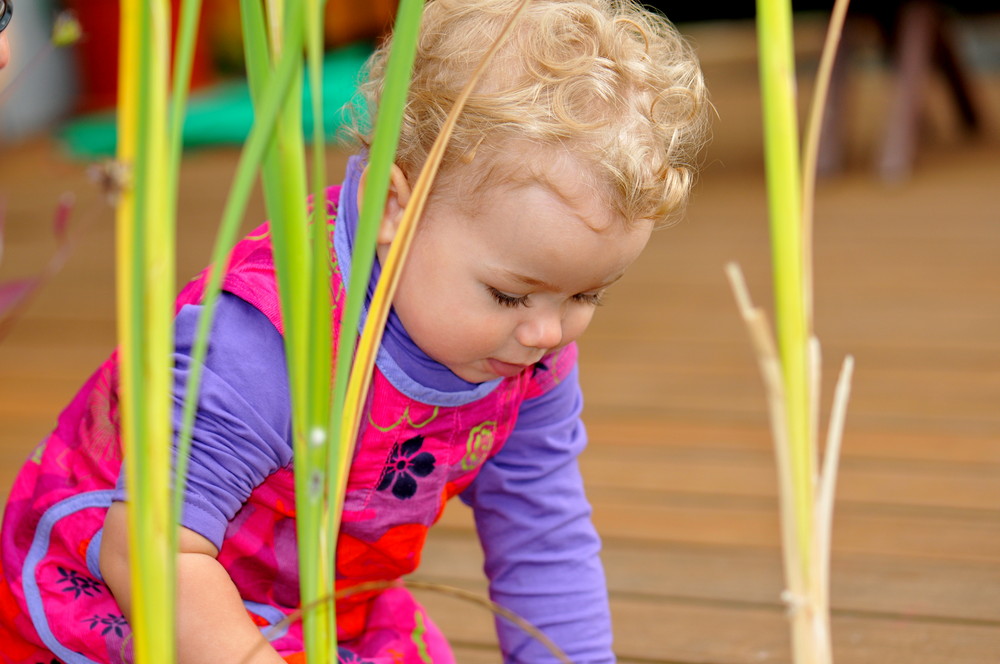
[99,502,287,664]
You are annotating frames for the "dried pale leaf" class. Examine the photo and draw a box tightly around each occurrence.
[339,0,534,473]
[815,354,854,601]
[801,0,852,305]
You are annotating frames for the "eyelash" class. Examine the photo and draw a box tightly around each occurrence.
[487,286,529,308]
[574,291,605,306]
[486,286,604,308]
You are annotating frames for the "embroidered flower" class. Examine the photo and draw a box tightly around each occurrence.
[461,421,497,471]
[56,566,102,598]
[377,435,435,500]
[337,647,374,664]
[84,613,128,638]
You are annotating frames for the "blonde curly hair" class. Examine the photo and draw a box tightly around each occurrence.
[348,0,709,226]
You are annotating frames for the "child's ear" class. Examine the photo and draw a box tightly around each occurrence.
[357,163,412,247]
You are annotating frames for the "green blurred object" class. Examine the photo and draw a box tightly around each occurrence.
[60,41,372,157]
[51,11,84,46]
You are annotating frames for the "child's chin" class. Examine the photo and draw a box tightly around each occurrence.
[449,362,499,384]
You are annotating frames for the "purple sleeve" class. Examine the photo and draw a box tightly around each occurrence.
[460,366,614,663]
[114,293,293,549]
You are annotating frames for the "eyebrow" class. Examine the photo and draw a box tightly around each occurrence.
[501,269,626,292]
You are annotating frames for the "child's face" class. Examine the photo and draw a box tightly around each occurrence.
[385,153,652,384]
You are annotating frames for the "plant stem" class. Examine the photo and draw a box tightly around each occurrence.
[755,0,812,598]
[116,0,176,661]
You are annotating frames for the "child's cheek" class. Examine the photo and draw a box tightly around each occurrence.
[564,307,596,344]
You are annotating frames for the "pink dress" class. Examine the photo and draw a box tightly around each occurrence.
[0,186,578,664]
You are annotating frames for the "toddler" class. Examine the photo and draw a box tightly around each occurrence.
[0,0,707,662]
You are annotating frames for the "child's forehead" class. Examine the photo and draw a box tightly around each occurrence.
[433,143,620,227]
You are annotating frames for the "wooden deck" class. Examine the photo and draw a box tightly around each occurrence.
[2,18,1000,663]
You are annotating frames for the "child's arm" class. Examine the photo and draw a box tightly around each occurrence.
[461,364,614,663]
[100,501,287,664]
[97,294,293,661]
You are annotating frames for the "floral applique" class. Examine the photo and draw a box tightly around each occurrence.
[337,647,375,664]
[83,613,128,638]
[377,436,435,500]
[55,566,102,598]
[460,421,497,471]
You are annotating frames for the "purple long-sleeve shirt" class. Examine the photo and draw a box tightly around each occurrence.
[124,157,614,662]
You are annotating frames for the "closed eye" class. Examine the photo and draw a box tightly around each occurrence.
[487,285,529,308]
[573,291,605,306]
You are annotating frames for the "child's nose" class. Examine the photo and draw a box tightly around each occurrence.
[515,310,563,350]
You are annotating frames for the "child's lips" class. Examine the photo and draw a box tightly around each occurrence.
[487,358,530,378]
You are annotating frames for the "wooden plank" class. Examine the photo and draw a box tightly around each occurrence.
[412,579,1000,664]
[577,446,1000,512]
[577,341,1000,427]
[416,530,1000,623]
[434,493,1000,562]
[589,498,1000,561]
[582,420,1000,466]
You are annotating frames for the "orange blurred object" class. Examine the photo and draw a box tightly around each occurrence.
[324,0,398,46]
[202,0,399,75]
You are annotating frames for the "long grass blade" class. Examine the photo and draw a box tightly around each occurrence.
[162,0,205,572]
[171,0,338,656]
[172,0,308,540]
[116,0,176,661]
[240,1,337,658]
[304,0,335,648]
[266,2,335,659]
[309,2,427,656]
[167,0,204,176]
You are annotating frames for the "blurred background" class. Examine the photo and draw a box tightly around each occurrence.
[1,1,999,662]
